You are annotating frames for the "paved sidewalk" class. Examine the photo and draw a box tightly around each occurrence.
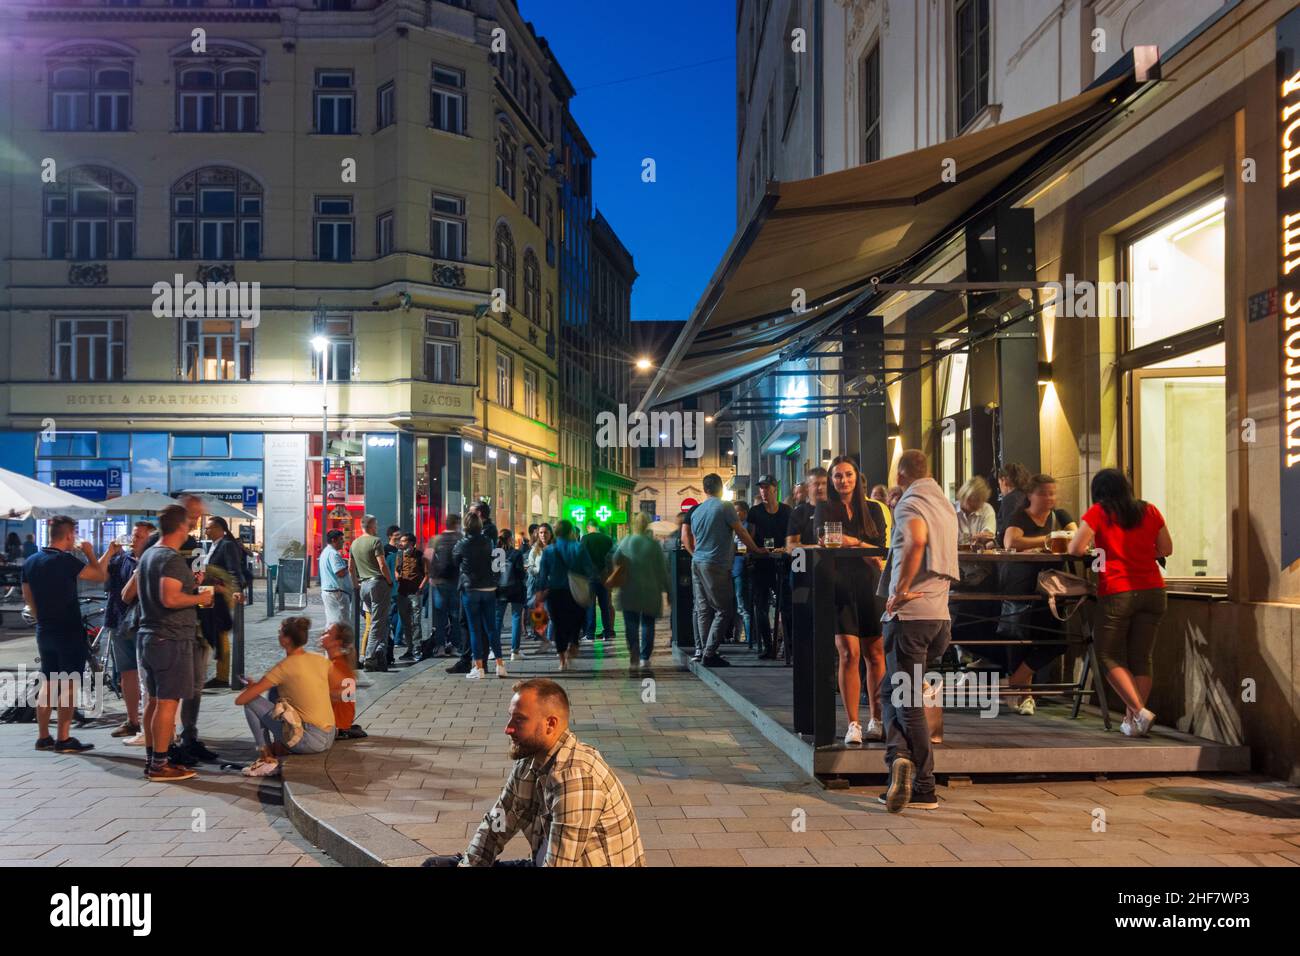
[284,622,1300,867]
[0,601,413,867]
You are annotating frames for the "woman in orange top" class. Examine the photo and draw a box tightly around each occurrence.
[321,623,367,740]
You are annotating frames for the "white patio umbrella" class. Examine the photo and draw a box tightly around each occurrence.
[649,519,679,539]
[101,489,179,515]
[190,494,254,521]
[0,466,107,520]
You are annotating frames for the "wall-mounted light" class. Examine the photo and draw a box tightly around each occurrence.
[509,455,519,465]
[1037,361,1054,386]
[462,441,473,452]
[487,449,498,460]
[887,423,901,439]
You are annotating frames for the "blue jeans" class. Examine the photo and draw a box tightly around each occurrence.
[432,581,464,653]
[462,591,500,662]
[732,572,754,645]
[882,619,951,800]
[244,689,334,754]
[496,598,525,653]
[584,578,615,640]
[623,611,656,663]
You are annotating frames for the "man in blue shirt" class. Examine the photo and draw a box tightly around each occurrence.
[103,520,155,738]
[21,515,117,753]
[682,474,764,667]
[320,530,352,630]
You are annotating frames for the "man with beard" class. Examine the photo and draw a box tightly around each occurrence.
[421,679,644,867]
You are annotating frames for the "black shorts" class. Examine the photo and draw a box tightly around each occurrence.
[833,566,882,639]
[35,637,88,679]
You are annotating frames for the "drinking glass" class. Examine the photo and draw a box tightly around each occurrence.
[826,522,843,547]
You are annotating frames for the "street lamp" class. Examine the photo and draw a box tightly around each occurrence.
[635,357,652,371]
[312,333,330,564]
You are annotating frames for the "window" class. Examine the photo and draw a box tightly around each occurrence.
[175,62,258,132]
[312,313,354,382]
[545,290,554,331]
[53,317,124,381]
[495,223,516,308]
[430,65,465,134]
[45,166,135,260]
[376,211,394,257]
[861,43,881,163]
[171,167,262,259]
[424,316,459,383]
[315,70,355,134]
[431,193,466,260]
[376,81,395,129]
[1125,194,1227,580]
[524,367,539,419]
[496,352,513,407]
[182,318,252,381]
[171,434,231,458]
[49,58,132,131]
[523,163,540,224]
[955,0,990,130]
[315,196,354,262]
[496,128,517,198]
[782,2,800,133]
[545,196,555,264]
[718,435,734,463]
[639,446,656,469]
[547,379,556,426]
[523,249,540,323]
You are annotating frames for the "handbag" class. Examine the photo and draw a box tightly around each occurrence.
[605,557,628,591]
[568,571,594,608]
[1037,569,1095,621]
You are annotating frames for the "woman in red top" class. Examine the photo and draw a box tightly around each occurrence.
[1068,469,1173,737]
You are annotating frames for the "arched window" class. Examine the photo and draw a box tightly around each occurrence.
[43,166,135,260]
[495,223,516,308]
[523,249,540,323]
[495,126,517,199]
[47,48,133,131]
[171,167,263,259]
[174,49,261,132]
[523,158,540,224]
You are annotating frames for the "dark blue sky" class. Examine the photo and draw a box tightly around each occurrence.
[525,0,737,322]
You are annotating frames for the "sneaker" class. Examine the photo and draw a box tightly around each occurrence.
[865,717,884,741]
[691,653,703,662]
[510,652,521,662]
[877,791,939,810]
[442,644,455,657]
[1017,696,1036,716]
[202,676,228,690]
[111,721,141,738]
[398,649,415,662]
[844,721,864,746]
[640,659,652,671]
[168,744,199,767]
[147,762,196,782]
[34,736,55,751]
[1133,708,1156,736]
[54,737,95,754]
[1120,717,1134,737]
[241,757,281,778]
[124,731,148,747]
[186,741,220,763]
[465,666,484,680]
[884,757,915,813]
[701,654,731,668]
[495,662,508,678]
[446,660,471,674]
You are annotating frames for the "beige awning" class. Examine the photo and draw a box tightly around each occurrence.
[643,76,1130,408]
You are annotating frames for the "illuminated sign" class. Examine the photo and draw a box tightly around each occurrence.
[366,435,396,448]
[595,504,612,523]
[1280,7,1300,567]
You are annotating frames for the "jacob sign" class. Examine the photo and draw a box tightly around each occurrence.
[1281,7,1300,567]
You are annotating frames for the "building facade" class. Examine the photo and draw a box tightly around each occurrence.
[589,209,636,526]
[556,112,594,521]
[0,0,583,573]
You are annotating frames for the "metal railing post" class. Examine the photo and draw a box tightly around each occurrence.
[266,564,277,618]
[231,598,245,688]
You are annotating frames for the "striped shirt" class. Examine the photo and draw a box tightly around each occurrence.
[463,730,644,867]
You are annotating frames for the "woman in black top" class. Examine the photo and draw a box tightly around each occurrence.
[995,462,1031,539]
[202,516,247,688]
[813,455,889,746]
[998,473,1078,715]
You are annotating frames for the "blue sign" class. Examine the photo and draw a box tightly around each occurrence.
[242,485,258,511]
[107,468,122,496]
[54,470,109,501]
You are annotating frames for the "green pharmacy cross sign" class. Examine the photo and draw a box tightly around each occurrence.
[595,504,613,523]
[564,500,628,526]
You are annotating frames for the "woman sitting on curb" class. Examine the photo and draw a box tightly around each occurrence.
[322,622,368,740]
[234,616,335,777]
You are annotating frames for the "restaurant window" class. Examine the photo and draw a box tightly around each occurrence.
[496,352,513,408]
[315,196,354,262]
[376,81,395,130]
[376,211,394,257]
[431,193,467,261]
[53,317,125,382]
[312,313,354,382]
[861,42,881,163]
[1124,193,1227,580]
[182,318,252,381]
[171,167,262,259]
[175,61,259,132]
[49,56,132,131]
[45,166,135,260]
[430,65,465,134]
[314,70,355,134]
[424,316,459,384]
[955,0,990,130]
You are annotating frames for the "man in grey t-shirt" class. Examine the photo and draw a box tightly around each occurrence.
[682,474,764,666]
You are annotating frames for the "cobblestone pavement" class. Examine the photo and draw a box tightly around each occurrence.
[0,594,412,867]
[294,618,1300,867]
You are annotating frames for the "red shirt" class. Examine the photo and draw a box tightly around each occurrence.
[1081,502,1166,596]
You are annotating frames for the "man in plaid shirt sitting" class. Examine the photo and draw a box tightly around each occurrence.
[424,678,644,867]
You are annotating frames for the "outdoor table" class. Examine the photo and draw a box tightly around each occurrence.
[949,549,1110,728]
[789,544,888,747]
